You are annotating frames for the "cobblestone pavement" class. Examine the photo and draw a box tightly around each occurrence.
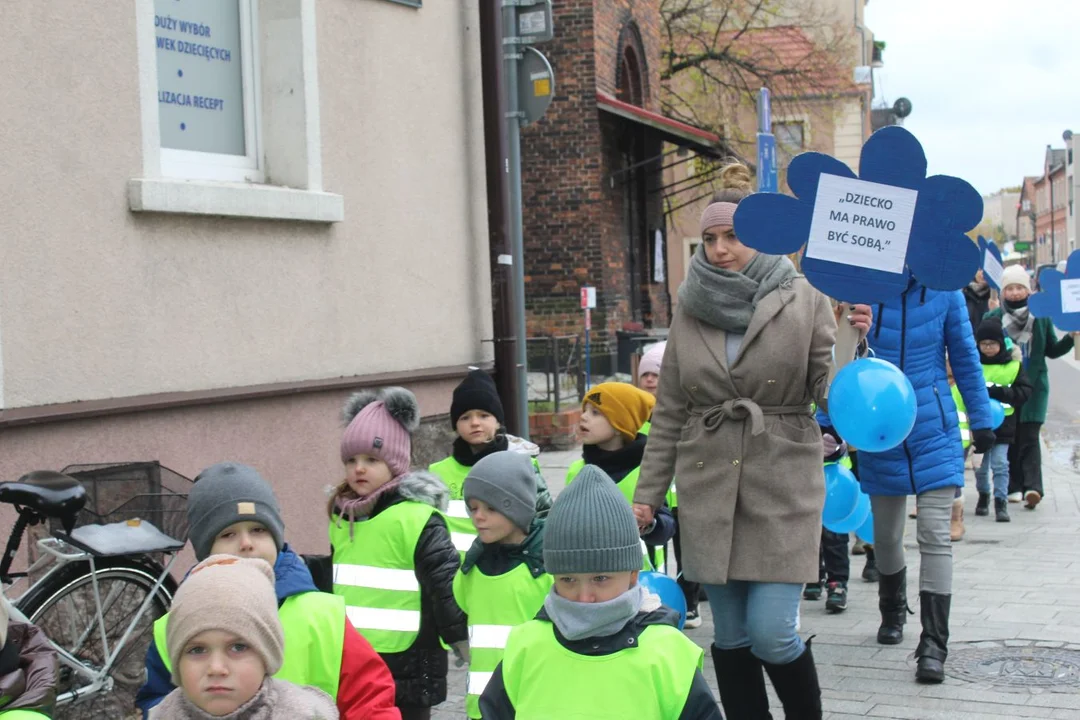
[433,356,1080,719]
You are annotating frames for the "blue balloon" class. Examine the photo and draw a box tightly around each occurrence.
[855,510,875,545]
[826,491,871,534]
[988,399,1006,430]
[829,358,917,452]
[638,571,687,630]
[823,463,860,526]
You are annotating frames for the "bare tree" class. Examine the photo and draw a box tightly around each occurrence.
[660,0,859,164]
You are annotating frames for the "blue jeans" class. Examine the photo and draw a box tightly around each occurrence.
[704,581,805,665]
[976,444,1010,501]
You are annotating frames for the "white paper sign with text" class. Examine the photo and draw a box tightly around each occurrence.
[983,249,1004,289]
[1062,279,1080,314]
[804,175,918,274]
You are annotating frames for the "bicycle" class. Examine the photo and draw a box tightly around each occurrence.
[0,462,193,719]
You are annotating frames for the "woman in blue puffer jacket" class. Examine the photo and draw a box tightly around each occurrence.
[819,278,993,685]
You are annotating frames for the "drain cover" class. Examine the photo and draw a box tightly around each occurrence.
[948,641,1080,692]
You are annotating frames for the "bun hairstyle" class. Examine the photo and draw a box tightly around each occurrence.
[712,161,754,204]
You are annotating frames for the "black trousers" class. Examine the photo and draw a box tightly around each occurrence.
[819,529,850,584]
[1008,422,1043,496]
[671,507,700,612]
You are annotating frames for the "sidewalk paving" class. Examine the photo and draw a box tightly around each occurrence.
[433,443,1080,719]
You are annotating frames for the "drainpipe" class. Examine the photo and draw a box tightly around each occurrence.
[479,0,524,435]
[853,0,870,141]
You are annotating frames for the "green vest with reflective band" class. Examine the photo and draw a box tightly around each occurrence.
[330,501,436,653]
[154,590,344,698]
[0,712,51,719]
[452,564,554,718]
[982,360,1021,416]
[429,457,477,556]
[950,385,971,449]
[500,620,703,719]
[824,454,854,471]
[566,461,661,572]
[635,423,676,507]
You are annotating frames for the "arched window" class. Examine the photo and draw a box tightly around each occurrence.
[617,45,643,107]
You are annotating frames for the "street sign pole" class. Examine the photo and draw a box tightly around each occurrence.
[581,287,596,388]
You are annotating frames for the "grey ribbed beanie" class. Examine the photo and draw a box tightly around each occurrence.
[187,463,285,561]
[543,465,642,574]
[463,451,537,533]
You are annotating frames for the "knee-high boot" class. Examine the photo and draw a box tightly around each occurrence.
[711,644,773,719]
[761,640,822,720]
[915,591,951,684]
[877,567,909,644]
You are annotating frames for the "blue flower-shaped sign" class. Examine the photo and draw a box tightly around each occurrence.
[977,236,1005,292]
[733,126,982,304]
[1029,249,1080,332]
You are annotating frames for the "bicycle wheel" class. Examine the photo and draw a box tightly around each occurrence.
[17,556,176,719]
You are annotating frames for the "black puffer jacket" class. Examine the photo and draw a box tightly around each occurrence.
[981,347,1034,445]
[326,470,468,709]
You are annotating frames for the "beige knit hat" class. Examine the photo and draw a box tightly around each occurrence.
[166,555,283,684]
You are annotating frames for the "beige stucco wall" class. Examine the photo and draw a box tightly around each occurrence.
[0,0,491,410]
[833,98,864,172]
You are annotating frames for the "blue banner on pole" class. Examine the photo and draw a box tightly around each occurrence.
[757,132,778,193]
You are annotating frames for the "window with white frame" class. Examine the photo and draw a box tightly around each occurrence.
[131,0,343,223]
[153,0,262,182]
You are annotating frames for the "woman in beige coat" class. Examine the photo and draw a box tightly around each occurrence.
[633,163,871,720]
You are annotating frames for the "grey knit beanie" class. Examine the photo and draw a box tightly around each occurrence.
[463,452,537,533]
[543,465,642,574]
[187,463,285,561]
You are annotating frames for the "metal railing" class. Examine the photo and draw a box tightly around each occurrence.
[525,335,584,414]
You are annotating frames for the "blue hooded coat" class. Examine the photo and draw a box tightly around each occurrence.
[819,281,992,496]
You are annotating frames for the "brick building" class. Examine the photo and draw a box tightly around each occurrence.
[519,0,723,374]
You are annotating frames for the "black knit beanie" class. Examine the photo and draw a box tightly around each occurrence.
[976,318,1006,347]
[451,370,505,427]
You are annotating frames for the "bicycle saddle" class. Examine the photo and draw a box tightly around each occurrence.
[0,470,87,519]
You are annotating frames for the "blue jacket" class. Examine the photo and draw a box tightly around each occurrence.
[135,545,317,716]
[819,282,992,496]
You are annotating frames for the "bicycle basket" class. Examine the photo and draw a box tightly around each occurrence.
[51,462,194,544]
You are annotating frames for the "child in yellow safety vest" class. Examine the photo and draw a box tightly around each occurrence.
[452,451,553,718]
[973,319,1033,523]
[137,462,399,720]
[429,370,552,557]
[150,555,338,719]
[328,387,468,720]
[479,465,723,719]
[567,382,676,568]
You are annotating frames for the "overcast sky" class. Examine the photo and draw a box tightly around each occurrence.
[865,0,1080,196]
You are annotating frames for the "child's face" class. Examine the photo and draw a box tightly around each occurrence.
[1003,284,1030,303]
[554,570,638,603]
[456,410,500,447]
[179,630,266,716]
[638,372,659,395]
[577,404,619,447]
[209,521,277,567]
[979,339,1001,358]
[467,499,526,545]
[345,454,394,495]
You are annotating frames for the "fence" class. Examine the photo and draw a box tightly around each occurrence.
[525,335,584,415]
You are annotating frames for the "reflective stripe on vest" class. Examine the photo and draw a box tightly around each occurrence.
[501,620,703,719]
[0,712,52,719]
[430,458,478,556]
[951,385,971,449]
[330,500,435,653]
[452,562,554,719]
[154,590,345,698]
[567,461,656,571]
[983,360,1020,416]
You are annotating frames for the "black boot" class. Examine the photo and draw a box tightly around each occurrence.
[862,548,880,583]
[915,591,951,683]
[975,492,990,516]
[711,645,773,719]
[995,498,1011,523]
[877,567,908,645]
[762,640,822,720]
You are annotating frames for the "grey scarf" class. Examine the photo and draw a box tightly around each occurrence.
[677,246,798,333]
[543,584,646,641]
[1002,302,1035,346]
[150,679,338,720]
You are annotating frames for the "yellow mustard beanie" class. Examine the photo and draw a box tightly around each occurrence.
[583,382,656,441]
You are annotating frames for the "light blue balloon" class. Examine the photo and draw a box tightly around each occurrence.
[826,491,871,534]
[823,463,860,526]
[988,399,1006,430]
[855,511,875,545]
[829,358,917,452]
[638,571,687,629]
